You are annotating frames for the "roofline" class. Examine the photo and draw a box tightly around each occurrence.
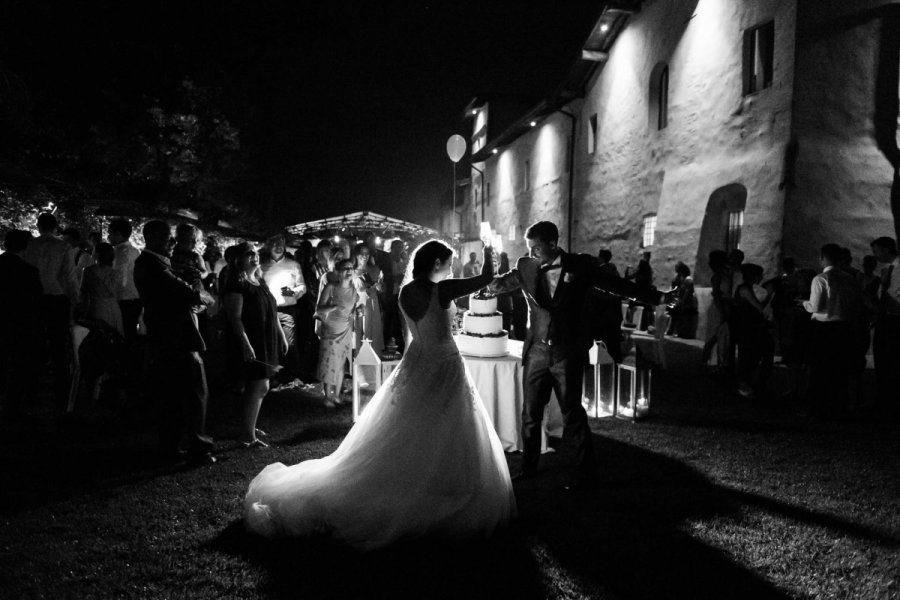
[469,2,640,163]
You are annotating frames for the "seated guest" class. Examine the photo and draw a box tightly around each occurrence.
[668,261,698,339]
[223,242,288,448]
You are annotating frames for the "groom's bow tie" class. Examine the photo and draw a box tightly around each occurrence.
[541,264,561,273]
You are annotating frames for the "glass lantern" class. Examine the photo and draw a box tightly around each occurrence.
[584,341,617,417]
[353,340,381,423]
[616,363,651,421]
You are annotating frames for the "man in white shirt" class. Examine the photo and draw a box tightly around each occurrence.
[802,243,862,415]
[870,236,900,404]
[23,212,76,410]
[261,234,306,383]
[109,219,143,383]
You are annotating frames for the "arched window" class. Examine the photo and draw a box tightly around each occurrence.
[694,183,748,284]
[649,62,669,131]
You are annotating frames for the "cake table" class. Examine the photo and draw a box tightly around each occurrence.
[455,338,563,452]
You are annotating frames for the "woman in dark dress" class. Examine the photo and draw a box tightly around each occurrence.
[224,242,289,448]
[732,263,774,399]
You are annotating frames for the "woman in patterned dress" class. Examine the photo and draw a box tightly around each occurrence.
[316,258,361,407]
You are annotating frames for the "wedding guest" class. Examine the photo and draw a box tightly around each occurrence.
[383,240,407,351]
[62,227,94,290]
[315,240,337,294]
[23,212,76,411]
[261,234,306,386]
[463,252,481,278]
[78,243,124,335]
[630,254,655,329]
[669,261,698,339]
[171,223,208,290]
[703,250,733,374]
[295,240,320,385]
[134,220,216,466]
[224,242,287,448]
[352,243,384,354]
[109,218,142,368]
[316,258,362,407]
[597,249,620,277]
[732,264,774,399]
[770,257,808,399]
[0,230,42,421]
[451,255,463,279]
[803,244,862,415]
[870,236,900,404]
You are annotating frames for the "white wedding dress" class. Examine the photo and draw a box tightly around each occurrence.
[244,283,515,549]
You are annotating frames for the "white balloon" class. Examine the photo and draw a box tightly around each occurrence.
[446,134,466,163]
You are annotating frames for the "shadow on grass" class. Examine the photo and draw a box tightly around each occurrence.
[209,430,900,600]
[210,519,545,600]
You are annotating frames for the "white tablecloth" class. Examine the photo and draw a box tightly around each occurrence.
[458,338,563,452]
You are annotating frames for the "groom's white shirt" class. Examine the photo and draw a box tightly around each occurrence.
[544,254,562,297]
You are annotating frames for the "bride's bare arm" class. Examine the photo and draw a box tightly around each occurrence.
[437,247,494,307]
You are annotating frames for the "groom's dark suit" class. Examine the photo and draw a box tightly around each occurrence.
[489,251,661,479]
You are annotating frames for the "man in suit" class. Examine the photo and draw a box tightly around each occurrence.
[134,220,215,466]
[23,212,77,411]
[0,230,42,422]
[489,221,664,490]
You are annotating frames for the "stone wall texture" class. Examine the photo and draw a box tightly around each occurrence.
[453,0,899,325]
[784,1,900,267]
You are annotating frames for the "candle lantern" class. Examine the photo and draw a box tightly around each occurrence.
[352,339,381,422]
[583,341,616,417]
[352,337,403,422]
[616,363,651,421]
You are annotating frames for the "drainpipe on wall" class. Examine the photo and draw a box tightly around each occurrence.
[559,108,577,251]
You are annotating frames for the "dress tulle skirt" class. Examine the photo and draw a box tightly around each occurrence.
[244,342,516,550]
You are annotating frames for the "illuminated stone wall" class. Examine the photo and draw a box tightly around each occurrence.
[574,0,797,285]
[783,1,899,267]
[481,109,577,261]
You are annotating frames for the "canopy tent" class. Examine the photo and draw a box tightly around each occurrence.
[285,211,443,241]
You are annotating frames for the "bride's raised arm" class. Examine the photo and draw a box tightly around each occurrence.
[437,246,493,307]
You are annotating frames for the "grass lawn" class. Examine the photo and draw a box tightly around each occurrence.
[1,367,898,599]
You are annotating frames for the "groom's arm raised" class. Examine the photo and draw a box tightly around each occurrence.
[589,259,665,306]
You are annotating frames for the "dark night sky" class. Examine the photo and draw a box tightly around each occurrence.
[0,1,601,228]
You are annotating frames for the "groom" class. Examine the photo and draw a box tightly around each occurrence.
[488,221,664,490]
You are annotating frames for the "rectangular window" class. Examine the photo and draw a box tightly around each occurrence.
[743,21,774,95]
[725,210,743,251]
[642,214,657,248]
[523,160,531,191]
[588,114,598,154]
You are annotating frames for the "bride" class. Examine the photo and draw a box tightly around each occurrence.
[244,240,515,549]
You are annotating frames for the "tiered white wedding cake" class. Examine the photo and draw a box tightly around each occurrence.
[456,292,509,357]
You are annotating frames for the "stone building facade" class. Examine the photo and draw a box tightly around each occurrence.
[448,0,899,308]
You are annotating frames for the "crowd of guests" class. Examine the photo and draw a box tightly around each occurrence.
[0,215,416,465]
[2,212,897,464]
[698,242,899,414]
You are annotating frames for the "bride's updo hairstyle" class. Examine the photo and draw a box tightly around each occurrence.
[410,239,453,281]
